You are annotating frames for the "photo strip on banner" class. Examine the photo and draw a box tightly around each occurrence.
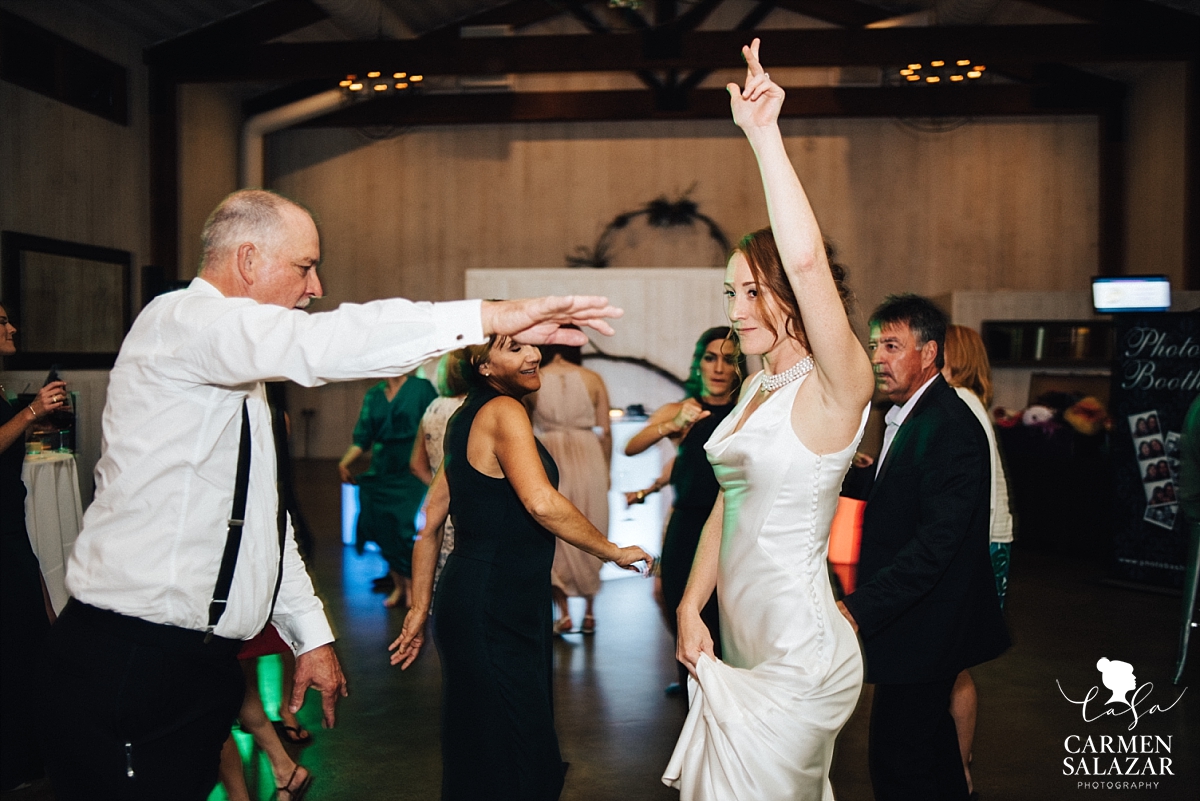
[1129,410,1179,530]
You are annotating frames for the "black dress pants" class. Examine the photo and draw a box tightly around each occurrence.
[36,601,244,801]
[869,678,969,801]
[1,532,52,790]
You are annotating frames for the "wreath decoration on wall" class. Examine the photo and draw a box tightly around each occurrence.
[565,185,730,268]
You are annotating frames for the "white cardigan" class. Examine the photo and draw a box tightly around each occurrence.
[954,386,1015,544]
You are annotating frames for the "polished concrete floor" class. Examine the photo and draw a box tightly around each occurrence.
[8,459,1197,801]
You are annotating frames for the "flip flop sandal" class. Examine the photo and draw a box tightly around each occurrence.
[272,719,313,745]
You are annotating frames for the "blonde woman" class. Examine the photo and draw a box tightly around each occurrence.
[942,323,1014,796]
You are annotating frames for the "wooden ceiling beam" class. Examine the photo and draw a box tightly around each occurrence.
[149,24,1197,82]
[143,0,328,64]
[774,0,896,27]
[1021,0,1200,33]
[294,81,1120,128]
[417,0,574,45]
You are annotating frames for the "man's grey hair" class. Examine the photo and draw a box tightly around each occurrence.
[198,189,309,274]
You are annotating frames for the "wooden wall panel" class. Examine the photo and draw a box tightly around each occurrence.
[0,1,149,271]
[178,84,242,278]
[0,3,150,498]
[1124,62,1187,286]
[269,115,1106,458]
[270,115,1100,322]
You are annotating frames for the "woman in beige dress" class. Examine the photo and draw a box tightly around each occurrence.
[530,343,612,634]
[410,350,470,582]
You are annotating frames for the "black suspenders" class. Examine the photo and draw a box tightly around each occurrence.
[206,400,252,642]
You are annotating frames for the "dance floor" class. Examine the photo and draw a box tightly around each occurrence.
[7,459,1196,801]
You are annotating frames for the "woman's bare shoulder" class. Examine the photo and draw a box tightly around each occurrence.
[477,394,528,420]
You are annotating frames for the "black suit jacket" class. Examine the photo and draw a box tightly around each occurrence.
[843,375,1010,684]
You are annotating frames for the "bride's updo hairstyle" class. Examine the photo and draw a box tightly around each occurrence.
[734,228,854,351]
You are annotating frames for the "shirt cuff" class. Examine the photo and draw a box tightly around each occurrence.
[278,608,336,656]
[433,299,485,349]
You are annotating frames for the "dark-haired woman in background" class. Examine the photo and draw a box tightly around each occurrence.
[529,343,613,635]
[339,370,438,609]
[389,335,652,801]
[0,301,65,791]
[624,326,744,698]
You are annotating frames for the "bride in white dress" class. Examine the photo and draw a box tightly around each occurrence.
[662,40,876,801]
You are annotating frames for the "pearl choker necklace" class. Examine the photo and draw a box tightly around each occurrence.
[760,355,815,392]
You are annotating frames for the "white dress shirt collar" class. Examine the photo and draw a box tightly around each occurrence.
[877,372,941,475]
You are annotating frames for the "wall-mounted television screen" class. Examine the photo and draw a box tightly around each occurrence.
[1092,276,1171,313]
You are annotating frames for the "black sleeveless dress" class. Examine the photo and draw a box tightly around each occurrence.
[434,388,565,801]
[1,397,51,787]
[659,398,735,688]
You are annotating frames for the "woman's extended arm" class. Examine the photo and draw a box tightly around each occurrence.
[388,466,449,668]
[624,398,712,456]
[732,39,873,410]
[676,491,724,676]
[409,421,434,486]
[0,382,67,456]
[484,396,651,570]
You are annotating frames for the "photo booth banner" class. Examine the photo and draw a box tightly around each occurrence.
[1109,313,1200,589]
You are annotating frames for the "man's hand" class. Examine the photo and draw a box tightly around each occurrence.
[836,600,859,633]
[481,296,623,345]
[290,643,348,728]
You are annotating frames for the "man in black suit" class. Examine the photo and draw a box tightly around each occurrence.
[839,295,1009,801]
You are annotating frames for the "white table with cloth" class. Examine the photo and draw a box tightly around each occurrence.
[22,451,83,614]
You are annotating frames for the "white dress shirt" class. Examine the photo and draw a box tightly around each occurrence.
[876,373,940,477]
[67,278,484,653]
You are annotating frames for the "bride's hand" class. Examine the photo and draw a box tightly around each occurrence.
[728,38,784,132]
[676,606,715,678]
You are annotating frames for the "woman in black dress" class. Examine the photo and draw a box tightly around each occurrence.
[624,327,745,698]
[0,302,67,791]
[389,334,653,801]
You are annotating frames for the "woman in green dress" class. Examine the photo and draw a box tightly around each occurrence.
[339,371,438,608]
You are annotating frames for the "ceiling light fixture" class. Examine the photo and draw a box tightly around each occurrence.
[341,70,425,99]
[889,59,988,86]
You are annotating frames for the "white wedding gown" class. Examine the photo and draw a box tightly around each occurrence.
[663,371,867,801]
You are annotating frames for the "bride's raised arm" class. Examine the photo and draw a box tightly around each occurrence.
[730,39,873,409]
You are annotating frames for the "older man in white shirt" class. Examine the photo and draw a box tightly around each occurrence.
[36,189,621,800]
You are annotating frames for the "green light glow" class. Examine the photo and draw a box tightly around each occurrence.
[205,654,288,799]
